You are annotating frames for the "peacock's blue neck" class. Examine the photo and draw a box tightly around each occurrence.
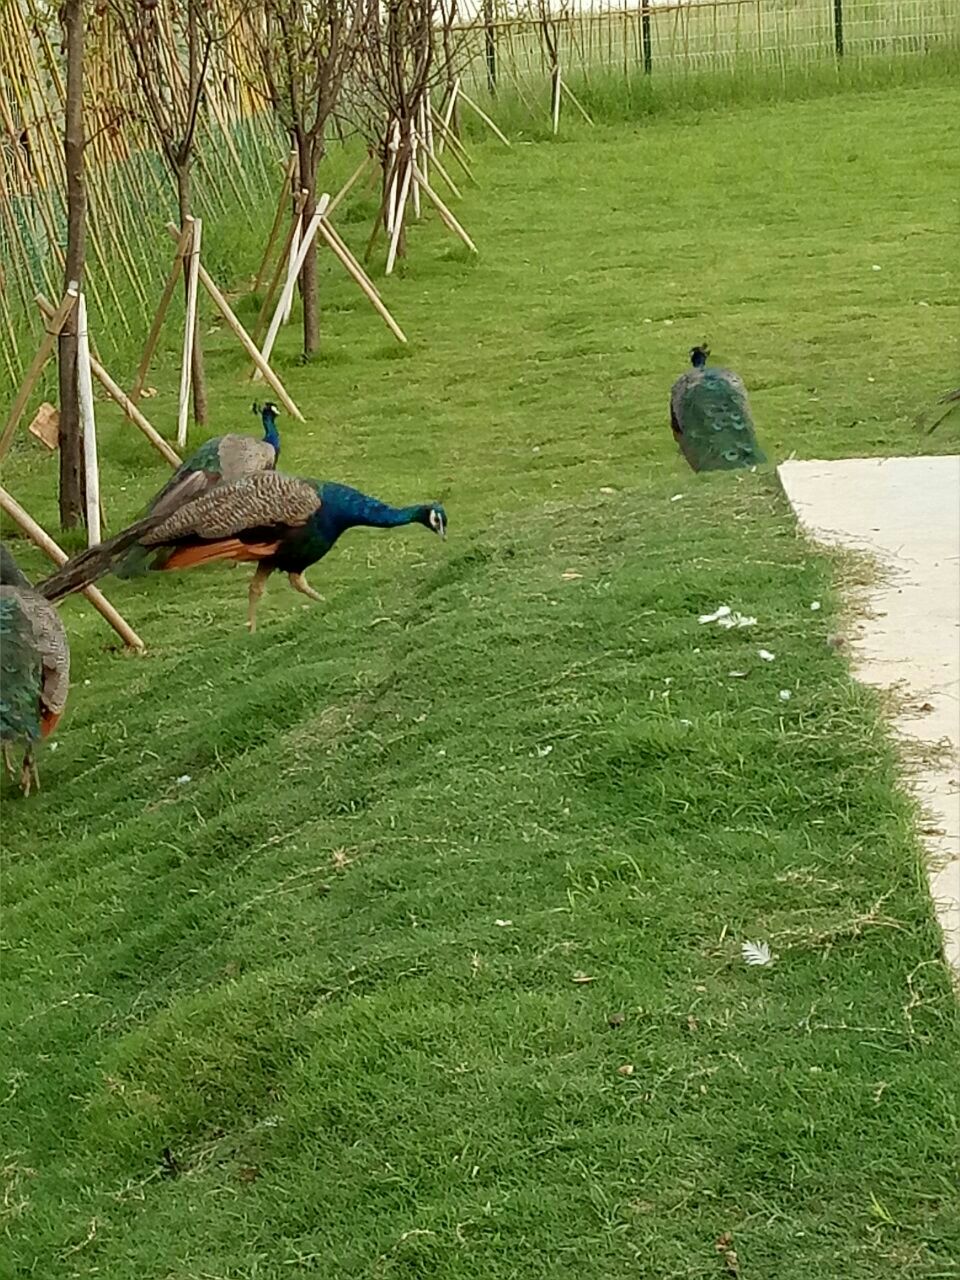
[315,482,425,540]
[262,409,280,457]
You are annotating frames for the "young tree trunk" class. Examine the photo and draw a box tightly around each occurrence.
[294,132,319,357]
[176,163,207,425]
[58,0,86,530]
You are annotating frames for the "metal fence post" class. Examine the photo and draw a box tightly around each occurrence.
[833,0,845,55]
[641,0,652,74]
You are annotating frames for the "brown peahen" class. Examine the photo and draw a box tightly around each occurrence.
[38,471,448,632]
[146,401,281,513]
[1,543,70,795]
[670,345,766,472]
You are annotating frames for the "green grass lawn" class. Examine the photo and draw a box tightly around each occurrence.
[3,82,960,1278]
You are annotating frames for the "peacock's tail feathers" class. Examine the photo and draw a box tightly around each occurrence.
[671,367,766,472]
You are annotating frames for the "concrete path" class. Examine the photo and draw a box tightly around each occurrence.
[779,456,960,981]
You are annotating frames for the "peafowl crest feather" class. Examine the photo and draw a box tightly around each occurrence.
[1,543,70,795]
[670,345,766,472]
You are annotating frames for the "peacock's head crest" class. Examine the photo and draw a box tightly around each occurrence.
[253,400,280,422]
[690,344,709,368]
[422,503,447,539]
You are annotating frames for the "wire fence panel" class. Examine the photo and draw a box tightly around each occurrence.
[453,0,958,94]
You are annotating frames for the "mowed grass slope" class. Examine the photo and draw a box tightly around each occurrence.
[3,84,959,1278]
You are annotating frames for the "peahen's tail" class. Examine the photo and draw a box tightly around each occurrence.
[677,370,766,472]
[36,471,206,602]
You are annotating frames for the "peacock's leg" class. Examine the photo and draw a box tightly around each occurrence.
[247,564,271,633]
[19,747,38,797]
[2,744,16,782]
[288,572,325,604]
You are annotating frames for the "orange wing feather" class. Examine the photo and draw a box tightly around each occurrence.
[162,539,281,571]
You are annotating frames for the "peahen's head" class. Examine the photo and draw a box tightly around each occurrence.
[420,503,447,539]
[690,344,710,369]
[253,401,281,453]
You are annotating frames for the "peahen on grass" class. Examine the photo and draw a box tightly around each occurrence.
[147,401,282,514]
[1,543,70,795]
[38,471,448,632]
[670,345,766,472]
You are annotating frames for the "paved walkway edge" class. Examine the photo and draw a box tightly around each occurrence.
[779,456,960,984]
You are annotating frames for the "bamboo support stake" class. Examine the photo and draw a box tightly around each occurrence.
[415,128,461,199]
[385,121,401,235]
[283,209,302,325]
[327,153,373,217]
[76,294,101,545]
[424,92,435,165]
[415,103,427,209]
[0,284,78,460]
[252,189,307,345]
[316,219,407,345]
[252,151,296,292]
[177,216,202,448]
[163,225,304,422]
[130,222,191,404]
[429,107,476,183]
[412,165,478,254]
[36,293,182,468]
[385,161,413,276]
[411,135,421,221]
[321,220,384,301]
[0,486,144,652]
[255,195,331,378]
[560,77,595,125]
[552,66,562,134]
[437,77,460,155]
[458,89,511,146]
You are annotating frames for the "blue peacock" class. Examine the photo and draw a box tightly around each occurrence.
[38,471,447,632]
[1,543,70,795]
[670,345,766,472]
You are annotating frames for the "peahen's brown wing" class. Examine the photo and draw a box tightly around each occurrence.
[6,586,70,734]
[216,435,277,484]
[23,592,70,727]
[145,471,321,546]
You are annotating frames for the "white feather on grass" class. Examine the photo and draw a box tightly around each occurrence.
[741,940,773,967]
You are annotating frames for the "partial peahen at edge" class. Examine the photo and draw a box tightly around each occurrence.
[1,543,70,795]
[670,345,766,472]
[38,471,448,632]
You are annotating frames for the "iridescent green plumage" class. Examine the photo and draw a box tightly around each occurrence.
[670,346,766,472]
[1,543,70,795]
